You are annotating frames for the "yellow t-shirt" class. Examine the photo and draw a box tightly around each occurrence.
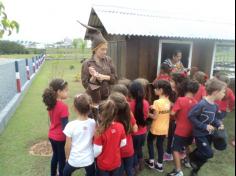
[150,97,171,135]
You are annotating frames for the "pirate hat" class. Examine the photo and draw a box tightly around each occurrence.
[77,20,107,51]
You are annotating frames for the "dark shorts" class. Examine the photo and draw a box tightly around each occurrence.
[172,135,193,152]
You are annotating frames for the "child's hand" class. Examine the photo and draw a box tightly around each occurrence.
[206,125,215,133]
[149,106,155,114]
[218,124,224,130]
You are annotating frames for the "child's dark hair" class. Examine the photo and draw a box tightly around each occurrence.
[112,84,129,97]
[205,78,226,95]
[171,72,189,97]
[96,100,117,135]
[160,63,171,74]
[129,81,146,127]
[74,94,92,115]
[193,71,208,85]
[172,50,182,57]
[182,80,199,95]
[134,78,149,99]
[42,79,68,110]
[109,92,132,134]
[153,80,175,101]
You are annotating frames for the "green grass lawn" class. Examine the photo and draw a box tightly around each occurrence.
[0,60,235,176]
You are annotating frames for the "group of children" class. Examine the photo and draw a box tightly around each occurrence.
[42,64,235,176]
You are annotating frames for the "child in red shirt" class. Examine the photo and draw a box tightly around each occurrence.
[42,78,69,176]
[193,71,208,102]
[109,92,137,176]
[129,81,150,172]
[153,63,171,82]
[167,80,199,176]
[215,74,235,120]
[164,72,187,162]
[93,100,127,176]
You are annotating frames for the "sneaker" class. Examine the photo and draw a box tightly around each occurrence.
[144,159,154,169]
[167,169,184,176]
[154,163,164,172]
[182,157,192,168]
[163,152,173,161]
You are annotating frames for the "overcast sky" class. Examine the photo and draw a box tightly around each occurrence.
[1,0,235,44]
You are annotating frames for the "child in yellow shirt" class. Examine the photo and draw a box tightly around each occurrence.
[145,80,173,172]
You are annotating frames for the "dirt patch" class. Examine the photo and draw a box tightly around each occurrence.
[29,140,52,156]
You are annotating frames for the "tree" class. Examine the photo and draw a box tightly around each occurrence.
[78,38,87,54]
[72,38,79,49]
[0,40,29,54]
[0,1,19,38]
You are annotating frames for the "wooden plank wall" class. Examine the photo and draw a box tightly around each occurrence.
[191,40,215,76]
[108,35,226,83]
[107,35,127,79]
[126,36,159,82]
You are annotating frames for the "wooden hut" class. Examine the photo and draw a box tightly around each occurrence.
[84,5,235,82]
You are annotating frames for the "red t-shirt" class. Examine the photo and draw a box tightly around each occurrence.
[129,99,149,135]
[121,113,136,158]
[172,97,197,137]
[215,88,235,112]
[156,74,171,81]
[48,100,69,141]
[194,84,206,102]
[94,122,126,171]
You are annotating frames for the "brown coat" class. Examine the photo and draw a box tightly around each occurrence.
[81,55,117,104]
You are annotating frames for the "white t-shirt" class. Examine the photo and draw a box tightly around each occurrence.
[63,118,96,167]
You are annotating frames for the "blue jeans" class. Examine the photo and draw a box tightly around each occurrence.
[147,132,165,163]
[97,167,120,176]
[63,162,95,176]
[119,156,134,176]
[49,138,66,176]
[132,134,146,167]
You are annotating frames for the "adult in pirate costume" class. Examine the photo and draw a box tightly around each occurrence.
[78,21,117,104]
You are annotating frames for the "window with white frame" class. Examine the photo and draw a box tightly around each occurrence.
[212,44,235,79]
[157,40,193,74]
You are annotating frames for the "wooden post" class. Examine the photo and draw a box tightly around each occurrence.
[15,61,21,93]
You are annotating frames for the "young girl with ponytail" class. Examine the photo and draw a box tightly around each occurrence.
[129,81,150,173]
[42,78,69,176]
[109,92,137,176]
[93,100,127,176]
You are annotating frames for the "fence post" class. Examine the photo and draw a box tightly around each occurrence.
[32,57,36,73]
[25,59,30,80]
[15,61,21,93]
[35,56,38,70]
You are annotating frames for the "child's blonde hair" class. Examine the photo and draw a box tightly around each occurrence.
[205,78,226,95]
[96,100,117,135]
[193,71,208,85]
[217,74,231,86]
[118,78,132,89]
